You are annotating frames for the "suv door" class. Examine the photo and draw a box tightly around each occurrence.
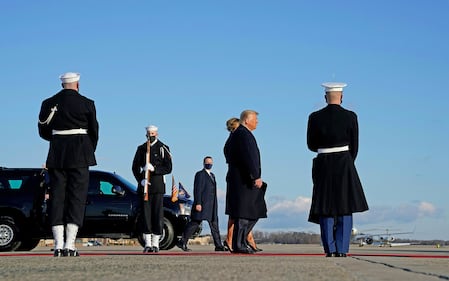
[82,173,136,236]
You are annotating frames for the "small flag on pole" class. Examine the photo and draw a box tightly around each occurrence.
[171,175,178,202]
[178,182,191,200]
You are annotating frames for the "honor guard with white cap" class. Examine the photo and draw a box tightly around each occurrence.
[38,72,99,257]
[132,124,172,253]
[307,82,368,258]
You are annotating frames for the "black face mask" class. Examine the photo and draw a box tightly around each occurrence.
[204,164,213,170]
[148,136,156,142]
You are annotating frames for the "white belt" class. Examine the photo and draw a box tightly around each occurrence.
[318,145,349,154]
[52,128,88,135]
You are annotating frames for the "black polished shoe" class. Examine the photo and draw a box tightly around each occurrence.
[176,240,191,252]
[153,247,159,253]
[64,249,80,257]
[233,247,255,254]
[53,249,64,257]
[336,253,347,257]
[325,252,337,257]
[215,246,226,251]
[143,246,153,253]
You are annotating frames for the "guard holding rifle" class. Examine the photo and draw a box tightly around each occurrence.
[132,125,172,253]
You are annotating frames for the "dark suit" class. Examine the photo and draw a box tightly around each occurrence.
[226,125,266,252]
[181,169,222,247]
[38,89,99,227]
[307,104,368,254]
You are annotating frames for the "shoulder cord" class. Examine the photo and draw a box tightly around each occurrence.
[38,105,58,125]
[160,145,172,159]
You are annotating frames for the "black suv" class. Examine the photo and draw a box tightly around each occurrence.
[0,167,200,252]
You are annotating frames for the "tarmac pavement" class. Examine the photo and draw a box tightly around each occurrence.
[0,244,448,281]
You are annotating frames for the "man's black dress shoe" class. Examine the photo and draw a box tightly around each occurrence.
[153,247,159,253]
[336,253,347,257]
[53,249,64,257]
[64,249,80,257]
[233,247,255,254]
[176,240,191,252]
[215,246,226,251]
[143,246,153,253]
[325,252,337,257]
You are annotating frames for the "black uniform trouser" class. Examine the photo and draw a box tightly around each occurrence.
[232,217,258,251]
[182,219,222,247]
[48,167,89,227]
[142,193,164,235]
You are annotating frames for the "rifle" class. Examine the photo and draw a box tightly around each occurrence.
[144,139,151,201]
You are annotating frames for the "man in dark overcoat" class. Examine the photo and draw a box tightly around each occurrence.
[177,156,225,251]
[38,72,99,257]
[226,109,267,254]
[307,82,368,257]
[132,125,172,253]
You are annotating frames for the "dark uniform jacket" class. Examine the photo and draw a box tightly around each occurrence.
[225,125,267,220]
[132,139,172,194]
[307,104,368,223]
[191,169,219,222]
[38,89,99,168]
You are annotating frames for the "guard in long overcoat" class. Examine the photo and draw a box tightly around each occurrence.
[307,82,368,257]
[226,110,267,253]
[38,72,99,257]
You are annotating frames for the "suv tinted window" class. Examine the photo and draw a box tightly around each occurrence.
[88,176,115,196]
[100,181,114,195]
[0,175,29,190]
[0,178,10,189]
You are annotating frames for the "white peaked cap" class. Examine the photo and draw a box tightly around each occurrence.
[322,82,347,92]
[145,125,158,132]
[59,72,80,83]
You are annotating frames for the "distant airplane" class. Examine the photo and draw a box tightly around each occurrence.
[351,227,414,247]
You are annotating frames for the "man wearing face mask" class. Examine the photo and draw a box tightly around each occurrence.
[132,125,172,253]
[177,156,226,252]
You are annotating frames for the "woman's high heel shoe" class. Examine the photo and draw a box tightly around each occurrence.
[223,241,232,252]
[248,243,263,252]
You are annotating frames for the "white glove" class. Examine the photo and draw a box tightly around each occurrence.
[141,179,149,187]
[143,163,155,172]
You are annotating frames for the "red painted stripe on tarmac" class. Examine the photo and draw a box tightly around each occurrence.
[1,252,448,258]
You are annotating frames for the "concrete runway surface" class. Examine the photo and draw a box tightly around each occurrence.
[0,244,448,281]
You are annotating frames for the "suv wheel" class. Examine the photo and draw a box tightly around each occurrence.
[160,217,175,250]
[17,237,41,251]
[0,216,21,252]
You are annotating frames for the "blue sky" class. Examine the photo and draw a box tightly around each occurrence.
[1,1,448,240]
